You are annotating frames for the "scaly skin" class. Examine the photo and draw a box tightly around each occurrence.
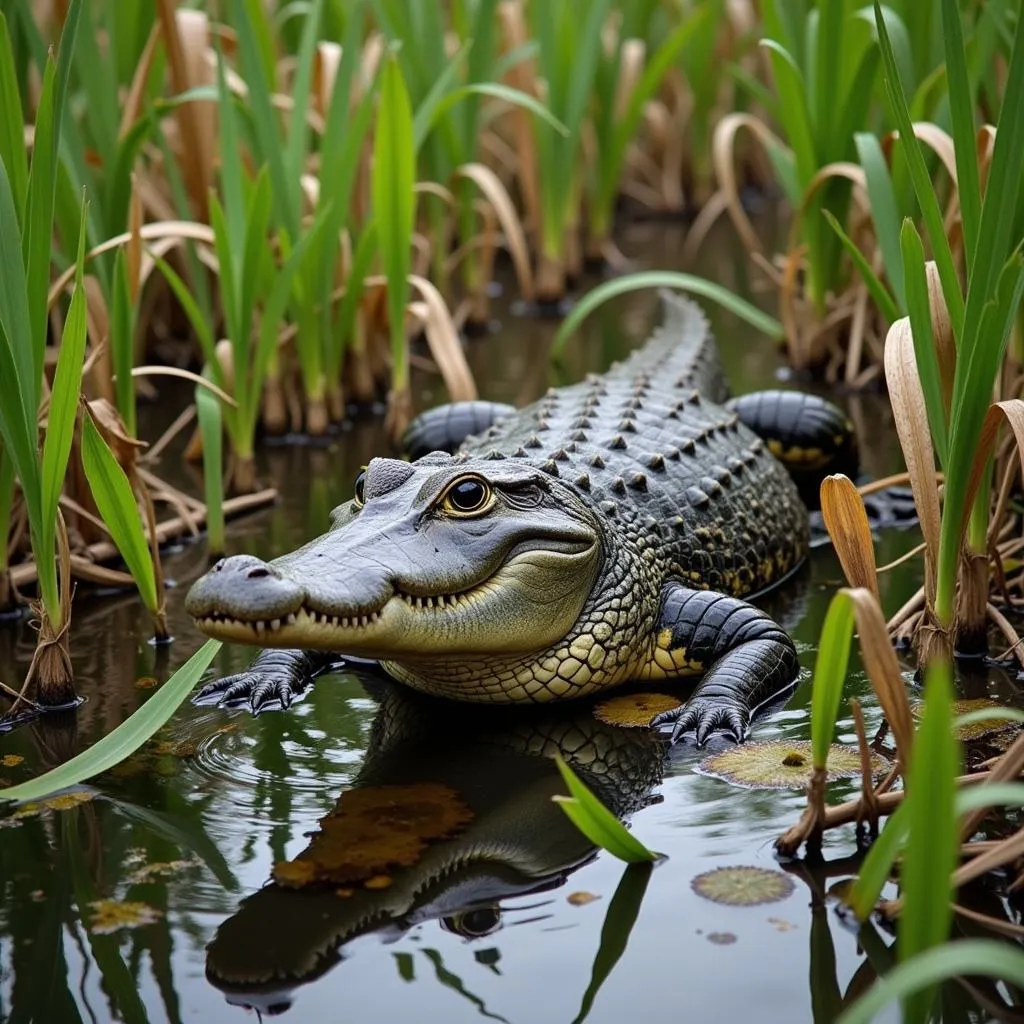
[186,294,847,740]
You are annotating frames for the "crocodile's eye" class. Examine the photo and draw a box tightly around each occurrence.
[353,469,367,508]
[442,476,493,516]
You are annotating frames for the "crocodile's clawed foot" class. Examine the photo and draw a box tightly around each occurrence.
[193,672,305,714]
[652,698,749,747]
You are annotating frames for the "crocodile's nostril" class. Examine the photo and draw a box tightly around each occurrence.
[213,559,227,572]
[247,567,271,579]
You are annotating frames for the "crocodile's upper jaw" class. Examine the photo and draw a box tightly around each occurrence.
[186,453,603,664]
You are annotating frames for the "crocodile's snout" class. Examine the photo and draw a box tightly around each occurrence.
[185,554,304,621]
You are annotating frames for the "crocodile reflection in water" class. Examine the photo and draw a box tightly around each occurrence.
[204,673,672,1012]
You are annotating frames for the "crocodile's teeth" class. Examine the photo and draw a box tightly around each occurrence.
[426,597,434,610]
[371,611,379,622]
[341,616,349,628]
[436,594,445,608]
[331,616,339,627]
[286,613,296,625]
[270,618,281,631]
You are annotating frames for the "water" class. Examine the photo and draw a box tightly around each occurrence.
[0,221,1008,1023]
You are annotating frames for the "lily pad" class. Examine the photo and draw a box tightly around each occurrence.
[912,698,1022,743]
[697,739,890,790]
[692,866,795,907]
[273,782,473,888]
[593,692,684,727]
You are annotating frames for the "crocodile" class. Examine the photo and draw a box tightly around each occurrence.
[186,293,856,743]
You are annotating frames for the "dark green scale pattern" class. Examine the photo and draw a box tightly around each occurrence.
[460,295,808,604]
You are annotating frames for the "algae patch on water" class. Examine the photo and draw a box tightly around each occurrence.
[697,739,889,790]
[691,866,795,907]
[593,692,684,727]
[273,782,474,888]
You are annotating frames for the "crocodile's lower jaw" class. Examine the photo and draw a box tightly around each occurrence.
[192,546,601,658]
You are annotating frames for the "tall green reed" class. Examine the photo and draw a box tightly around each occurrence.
[873,0,1024,658]
[154,45,331,488]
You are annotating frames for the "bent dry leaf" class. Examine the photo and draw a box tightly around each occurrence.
[0,641,221,804]
[820,475,879,598]
[552,754,660,863]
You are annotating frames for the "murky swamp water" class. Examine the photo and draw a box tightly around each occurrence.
[0,221,1017,1023]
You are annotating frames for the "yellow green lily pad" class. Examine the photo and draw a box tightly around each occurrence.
[911,698,1022,743]
[697,739,890,790]
[593,692,684,727]
[692,866,795,907]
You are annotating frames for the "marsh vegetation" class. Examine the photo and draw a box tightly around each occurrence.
[1,0,1024,1020]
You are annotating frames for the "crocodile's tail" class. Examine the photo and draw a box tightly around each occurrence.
[605,290,729,402]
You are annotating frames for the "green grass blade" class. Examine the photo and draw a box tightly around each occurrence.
[940,0,980,270]
[411,38,473,154]
[810,592,855,769]
[0,640,222,805]
[873,0,964,342]
[0,156,40,506]
[955,5,1024,390]
[954,708,1024,730]
[209,194,242,356]
[572,864,653,1024]
[195,382,224,557]
[854,132,905,310]
[23,0,83,402]
[109,249,136,436]
[898,660,959,1024]
[937,254,1024,621]
[39,198,88,616]
[954,781,1024,814]
[551,275,783,361]
[900,219,948,467]
[149,252,220,380]
[0,148,33,403]
[813,0,843,158]
[756,37,816,186]
[553,754,659,863]
[232,0,299,238]
[0,13,28,226]
[283,0,321,216]
[846,800,910,920]
[417,82,568,155]
[372,54,415,393]
[822,210,900,324]
[214,50,246,265]
[80,412,158,613]
[837,941,1024,1024]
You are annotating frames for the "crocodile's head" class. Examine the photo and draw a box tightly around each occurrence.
[185,453,603,665]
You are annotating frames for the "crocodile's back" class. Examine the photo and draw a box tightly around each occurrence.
[461,294,808,597]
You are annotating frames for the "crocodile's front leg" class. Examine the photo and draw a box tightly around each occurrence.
[643,584,800,745]
[193,648,340,713]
